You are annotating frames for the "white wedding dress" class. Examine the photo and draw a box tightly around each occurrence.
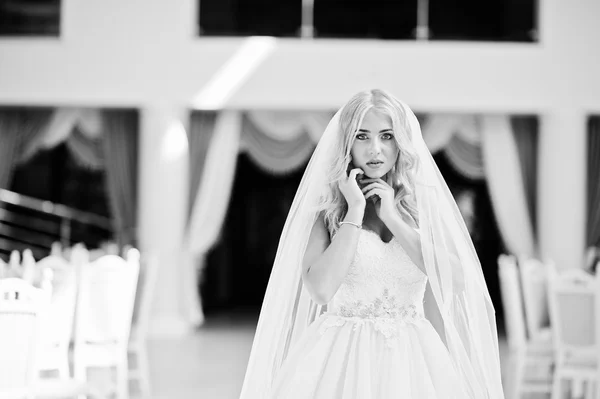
[269,228,470,399]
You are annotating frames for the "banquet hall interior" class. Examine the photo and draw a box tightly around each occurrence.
[1,0,599,398]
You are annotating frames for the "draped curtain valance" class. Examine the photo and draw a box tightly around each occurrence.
[184,109,540,326]
[421,114,485,180]
[22,107,105,169]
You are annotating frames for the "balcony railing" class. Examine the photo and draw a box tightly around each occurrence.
[0,188,113,260]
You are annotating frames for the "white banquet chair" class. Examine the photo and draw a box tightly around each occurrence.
[0,277,105,399]
[49,242,63,258]
[518,257,553,344]
[73,248,140,399]
[33,253,78,380]
[128,252,159,398]
[498,254,553,399]
[21,249,37,284]
[7,250,22,278]
[0,277,49,398]
[547,266,599,399]
[0,257,7,278]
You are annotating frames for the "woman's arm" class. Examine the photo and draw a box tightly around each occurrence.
[302,167,367,305]
[301,207,364,305]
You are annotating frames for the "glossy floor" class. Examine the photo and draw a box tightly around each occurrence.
[145,311,513,399]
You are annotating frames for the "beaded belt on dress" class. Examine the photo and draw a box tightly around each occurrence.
[319,294,426,347]
[332,288,424,322]
[335,302,424,322]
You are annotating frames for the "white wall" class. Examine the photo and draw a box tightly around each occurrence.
[0,0,598,112]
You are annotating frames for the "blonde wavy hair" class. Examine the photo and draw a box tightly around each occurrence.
[320,89,420,235]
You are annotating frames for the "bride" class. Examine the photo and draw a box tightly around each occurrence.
[239,89,505,399]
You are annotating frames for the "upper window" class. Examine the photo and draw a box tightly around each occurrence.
[314,0,417,40]
[199,0,302,37]
[198,0,538,42]
[429,0,537,41]
[0,0,60,37]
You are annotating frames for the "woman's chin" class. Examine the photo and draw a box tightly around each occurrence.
[363,169,389,179]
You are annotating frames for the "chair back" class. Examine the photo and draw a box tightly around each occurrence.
[0,278,50,392]
[518,257,551,340]
[36,254,77,351]
[7,250,21,278]
[50,242,63,257]
[21,249,36,284]
[34,255,73,284]
[498,254,528,350]
[0,258,7,279]
[547,267,598,361]
[75,251,140,346]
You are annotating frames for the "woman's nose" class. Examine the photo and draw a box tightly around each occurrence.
[369,138,382,155]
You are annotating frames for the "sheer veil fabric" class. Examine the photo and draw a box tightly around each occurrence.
[239,98,505,399]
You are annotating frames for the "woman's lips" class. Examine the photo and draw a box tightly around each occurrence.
[366,161,383,169]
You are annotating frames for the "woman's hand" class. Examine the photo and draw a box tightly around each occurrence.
[361,178,398,223]
[339,168,366,210]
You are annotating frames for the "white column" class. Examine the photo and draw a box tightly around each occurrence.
[138,104,192,337]
[538,109,587,270]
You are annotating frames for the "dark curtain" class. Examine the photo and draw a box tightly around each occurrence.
[203,153,307,313]
[511,116,539,239]
[188,111,217,219]
[0,107,52,190]
[587,116,600,247]
[102,110,139,247]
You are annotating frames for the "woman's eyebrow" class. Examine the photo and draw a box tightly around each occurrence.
[357,128,393,133]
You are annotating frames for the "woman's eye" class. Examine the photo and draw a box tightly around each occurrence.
[356,134,368,140]
[382,133,394,140]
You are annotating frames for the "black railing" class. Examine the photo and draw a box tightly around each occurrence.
[0,189,113,260]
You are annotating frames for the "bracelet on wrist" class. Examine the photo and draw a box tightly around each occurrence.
[340,221,362,229]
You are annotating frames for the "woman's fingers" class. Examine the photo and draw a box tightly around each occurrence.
[338,168,368,208]
[360,182,383,193]
[348,168,364,180]
[364,188,383,199]
[361,181,391,193]
[361,177,391,186]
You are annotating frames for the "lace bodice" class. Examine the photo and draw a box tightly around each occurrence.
[320,229,429,343]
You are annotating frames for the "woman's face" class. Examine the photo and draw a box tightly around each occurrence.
[350,109,399,179]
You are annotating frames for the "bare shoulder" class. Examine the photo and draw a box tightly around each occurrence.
[302,213,330,274]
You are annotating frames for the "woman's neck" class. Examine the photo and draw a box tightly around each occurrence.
[362,202,388,234]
